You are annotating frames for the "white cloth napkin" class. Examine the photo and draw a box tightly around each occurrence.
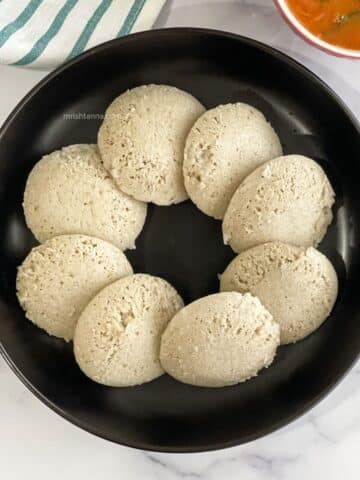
[0,0,165,70]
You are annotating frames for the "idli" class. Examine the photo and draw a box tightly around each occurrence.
[16,234,132,341]
[223,155,335,253]
[160,292,280,387]
[23,144,147,251]
[98,84,205,205]
[220,242,338,344]
[74,274,183,387]
[184,103,282,219]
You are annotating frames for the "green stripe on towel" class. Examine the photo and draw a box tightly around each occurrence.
[0,0,43,48]
[14,0,78,66]
[118,0,146,36]
[66,0,112,60]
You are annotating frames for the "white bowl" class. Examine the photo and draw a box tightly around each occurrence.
[274,0,360,59]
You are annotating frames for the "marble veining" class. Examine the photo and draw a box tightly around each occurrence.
[1,1,359,479]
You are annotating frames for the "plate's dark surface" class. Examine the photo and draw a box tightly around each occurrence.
[0,29,359,453]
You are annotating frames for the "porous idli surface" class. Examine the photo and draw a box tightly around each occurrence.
[220,242,338,344]
[23,144,147,251]
[74,274,184,387]
[16,235,132,341]
[160,292,279,387]
[98,84,205,205]
[223,155,335,253]
[184,103,282,219]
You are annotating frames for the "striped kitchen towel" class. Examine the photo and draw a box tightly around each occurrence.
[0,0,165,70]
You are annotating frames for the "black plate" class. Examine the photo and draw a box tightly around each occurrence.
[0,28,359,453]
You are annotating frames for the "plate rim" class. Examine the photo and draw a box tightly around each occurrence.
[0,27,359,453]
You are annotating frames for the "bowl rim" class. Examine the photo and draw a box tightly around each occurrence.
[274,0,360,59]
[0,27,360,453]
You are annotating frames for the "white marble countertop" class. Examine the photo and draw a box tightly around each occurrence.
[1,1,359,478]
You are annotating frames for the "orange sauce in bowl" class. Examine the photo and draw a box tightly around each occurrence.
[286,0,360,50]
